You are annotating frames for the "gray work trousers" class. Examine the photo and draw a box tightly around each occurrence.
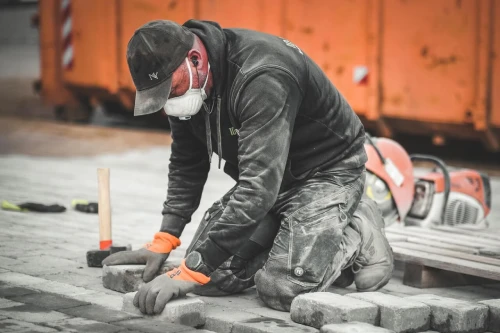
[185,165,366,311]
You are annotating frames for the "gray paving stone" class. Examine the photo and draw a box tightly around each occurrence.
[0,318,58,332]
[102,262,177,293]
[320,322,395,333]
[9,291,90,310]
[0,271,48,286]
[348,292,430,333]
[204,305,263,333]
[47,317,123,333]
[244,306,292,322]
[0,284,39,298]
[290,292,379,329]
[232,317,319,332]
[0,268,9,273]
[73,290,124,310]
[199,294,264,309]
[0,304,70,323]
[122,292,206,327]
[112,318,193,333]
[407,294,488,333]
[0,255,23,268]
[479,299,500,333]
[59,304,141,323]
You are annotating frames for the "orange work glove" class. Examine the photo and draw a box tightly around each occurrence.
[102,232,181,282]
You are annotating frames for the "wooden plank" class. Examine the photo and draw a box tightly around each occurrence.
[391,242,500,267]
[387,228,492,250]
[431,225,500,242]
[404,226,499,247]
[387,231,480,254]
[387,233,480,254]
[403,263,495,288]
[391,246,500,281]
[386,234,407,242]
[386,232,479,254]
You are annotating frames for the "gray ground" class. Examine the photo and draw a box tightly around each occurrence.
[1,4,499,332]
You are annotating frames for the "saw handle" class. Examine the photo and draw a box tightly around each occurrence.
[97,168,112,250]
[409,154,451,224]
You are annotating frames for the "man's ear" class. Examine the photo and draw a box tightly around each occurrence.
[187,50,202,68]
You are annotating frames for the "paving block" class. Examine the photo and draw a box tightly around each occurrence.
[290,292,379,329]
[73,290,124,310]
[232,317,320,333]
[204,305,263,333]
[59,304,141,323]
[9,291,90,310]
[102,262,177,293]
[479,299,500,333]
[122,291,205,327]
[0,284,39,298]
[47,317,123,333]
[111,318,193,333]
[0,318,58,332]
[0,304,70,323]
[348,292,430,333]
[407,294,488,333]
[320,322,396,333]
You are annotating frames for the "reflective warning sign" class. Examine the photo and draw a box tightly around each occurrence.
[353,66,369,85]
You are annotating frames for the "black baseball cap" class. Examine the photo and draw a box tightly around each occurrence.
[127,20,195,116]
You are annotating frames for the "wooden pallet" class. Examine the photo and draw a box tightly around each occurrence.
[386,225,500,288]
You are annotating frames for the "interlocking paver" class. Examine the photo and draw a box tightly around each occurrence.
[0,304,70,323]
[9,291,90,310]
[73,290,124,310]
[232,317,319,333]
[111,318,193,333]
[348,292,430,333]
[290,292,379,329]
[47,317,124,333]
[59,304,141,323]
[204,305,263,333]
[0,284,39,298]
[0,268,9,273]
[407,294,488,333]
[0,271,48,286]
[320,322,395,333]
[122,292,206,327]
[0,318,58,332]
[479,299,500,333]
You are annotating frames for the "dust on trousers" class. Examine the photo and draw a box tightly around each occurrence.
[185,165,367,311]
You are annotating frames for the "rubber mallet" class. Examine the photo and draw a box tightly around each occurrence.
[86,168,130,267]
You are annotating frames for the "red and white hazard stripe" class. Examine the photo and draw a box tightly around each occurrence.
[61,0,73,70]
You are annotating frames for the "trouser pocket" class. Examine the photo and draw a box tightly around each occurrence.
[286,189,348,287]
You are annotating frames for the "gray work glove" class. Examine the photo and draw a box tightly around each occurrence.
[133,274,198,315]
[102,232,181,282]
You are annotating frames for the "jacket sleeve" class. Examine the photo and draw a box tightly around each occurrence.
[195,68,303,271]
[160,116,210,238]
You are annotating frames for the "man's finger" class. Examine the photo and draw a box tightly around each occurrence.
[138,283,152,314]
[143,255,165,282]
[145,288,160,315]
[154,289,175,314]
[102,251,140,266]
[133,290,140,308]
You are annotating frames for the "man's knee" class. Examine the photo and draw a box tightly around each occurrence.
[254,256,315,312]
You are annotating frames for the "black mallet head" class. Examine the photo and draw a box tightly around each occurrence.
[86,245,131,267]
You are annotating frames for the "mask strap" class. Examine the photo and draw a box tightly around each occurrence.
[185,57,193,90]
[202,63,211,90]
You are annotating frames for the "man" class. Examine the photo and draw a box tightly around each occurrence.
[103,19,394,314]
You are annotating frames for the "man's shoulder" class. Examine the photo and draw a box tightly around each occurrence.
[225,28,306,77]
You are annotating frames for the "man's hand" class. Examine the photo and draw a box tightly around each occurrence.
[102,232,181,282]
[133,259,210,315]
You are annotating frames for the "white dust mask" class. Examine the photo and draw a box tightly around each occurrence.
[164,58,210,118]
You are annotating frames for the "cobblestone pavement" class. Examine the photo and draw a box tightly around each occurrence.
[1,117,500,332]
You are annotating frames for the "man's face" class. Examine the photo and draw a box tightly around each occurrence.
[167,57,211,99]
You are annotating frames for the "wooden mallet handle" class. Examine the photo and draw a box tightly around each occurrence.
[97,168,112,250]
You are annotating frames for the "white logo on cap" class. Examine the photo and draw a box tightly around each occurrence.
[149,72,158,80]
